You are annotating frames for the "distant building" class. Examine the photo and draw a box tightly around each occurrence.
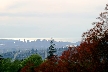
[27,40,30,43]
[24,39,26,43]
[19,39,20,42]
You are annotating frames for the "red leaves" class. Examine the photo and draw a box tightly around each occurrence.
[20,3,108,72]
[20,62,35,72]
[36,56,69,72]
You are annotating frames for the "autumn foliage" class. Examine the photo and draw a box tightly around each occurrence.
[20,4,108,72]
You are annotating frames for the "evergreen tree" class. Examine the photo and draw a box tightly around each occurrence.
[47,38,56,59]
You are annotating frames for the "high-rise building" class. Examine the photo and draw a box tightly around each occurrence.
[27,40,29,43]
[24,39,26,43]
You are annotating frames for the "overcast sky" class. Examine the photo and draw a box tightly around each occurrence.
[0,0,108,41]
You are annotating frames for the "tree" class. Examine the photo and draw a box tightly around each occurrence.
[77,3,108,72]
[0,55,3,60]
[0,58,11,71]
[58,3,108,72]
[47,38,56,59]
[20,54,43,72]
[21,4,108,72]
[36,55,69,72]
[0,58,22,72]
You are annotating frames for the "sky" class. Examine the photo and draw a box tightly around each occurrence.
[0,0,108,41]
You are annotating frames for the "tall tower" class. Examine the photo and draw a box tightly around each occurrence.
[47,38,56,59]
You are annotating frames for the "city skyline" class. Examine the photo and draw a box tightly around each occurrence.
[0,38,81,54]
[0,38,81,42]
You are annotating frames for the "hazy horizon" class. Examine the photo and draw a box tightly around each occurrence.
[0,0,108,39]
[0,38,81,43]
